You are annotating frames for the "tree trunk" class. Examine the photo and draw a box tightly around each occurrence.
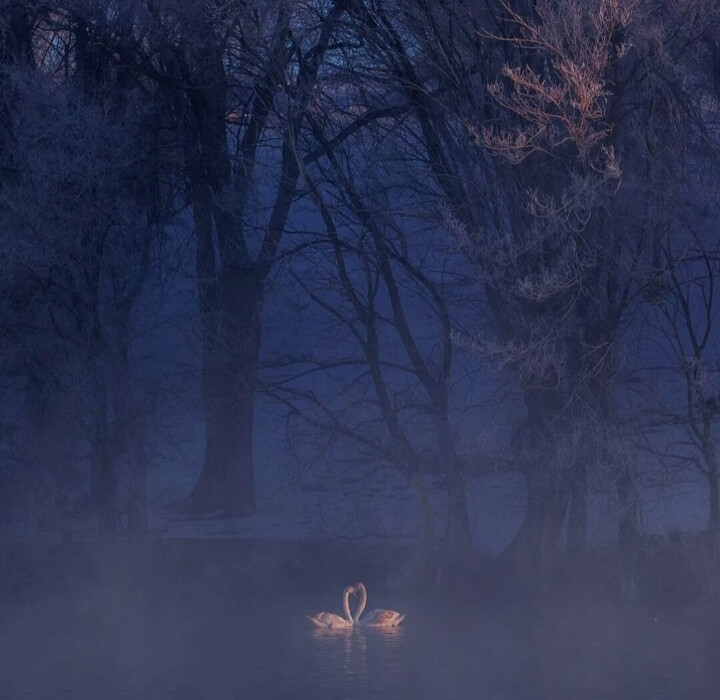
[186,353,258,516]
[185,268,262,516]
[221,270,261,517]
[0,4,33,66]
[0,6,33,187]
[127,426,148,534]
[411,472,435,543]
[707,469,719,541]
[446,474,472,549]
[92,377,116,536]
[175,39,266,516]
[501,380,567,583]
[567,460,588,557]
[175,7,328,516]
[616,463,640,601]
[502,470,569,590]
[219,357,258,516]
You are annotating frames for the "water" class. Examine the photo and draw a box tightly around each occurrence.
[1,588,719,699]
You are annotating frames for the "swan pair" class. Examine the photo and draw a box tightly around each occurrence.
[308,582,405,629]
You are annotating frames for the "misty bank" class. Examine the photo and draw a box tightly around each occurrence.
[1,534,719,612]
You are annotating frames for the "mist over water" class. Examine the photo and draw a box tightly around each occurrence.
[3,1,720,698]
[2,582,719,700]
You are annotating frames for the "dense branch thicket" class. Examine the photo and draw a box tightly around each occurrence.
[1,0,720,593]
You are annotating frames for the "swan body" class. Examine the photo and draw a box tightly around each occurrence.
[359,608,406,627]
[307,586,355,629]
[353,582,405,627]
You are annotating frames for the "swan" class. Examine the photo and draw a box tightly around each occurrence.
[307,585,356,629]
[352,582,405,627]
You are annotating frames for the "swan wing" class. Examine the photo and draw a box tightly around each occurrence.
[307,612,351,629]
[361,609,406,626]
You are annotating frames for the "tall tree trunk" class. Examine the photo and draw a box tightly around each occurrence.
[185,266,263,516]
[128,440,148,533]
[567,460,588,556]
[502,468,569,589]
[616,463,640,600]
[184,268,263,518]
[92,374,115,535]
[501,382,567,583]
[115,301,149,534]
[0,3,34,65]
[93,442,115,534]
[127,407,148,534]
[218,268,262,516]
[174,37,263,516]
[176,5,337,515]
[707,468,718,542]
[0,3,34,187]
[436,416,472,548]
[446,473,472,549]
[181,165,222,511]
[411,472,435,543]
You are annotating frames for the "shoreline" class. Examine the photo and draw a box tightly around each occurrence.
[0,532,717,610]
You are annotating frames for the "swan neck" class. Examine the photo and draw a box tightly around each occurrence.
[343,588,352,624]
[354,583,367,624]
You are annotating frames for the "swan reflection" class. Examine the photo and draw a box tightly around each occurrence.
[368,624,406,643]
[311,626,369,680]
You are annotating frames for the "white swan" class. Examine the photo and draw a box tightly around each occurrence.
[352,582,405,627]
[307,585,356,629]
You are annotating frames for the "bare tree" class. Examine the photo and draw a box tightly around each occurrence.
[645,230,720,541]
[273,126,483,546]
[336,0,719,585]
[101,0,360,517]
[0,6,175,535]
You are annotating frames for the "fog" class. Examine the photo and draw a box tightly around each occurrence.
[3,0,720,697]
[3,540,720,699]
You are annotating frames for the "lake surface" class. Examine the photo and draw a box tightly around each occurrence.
[1,587,719,699]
